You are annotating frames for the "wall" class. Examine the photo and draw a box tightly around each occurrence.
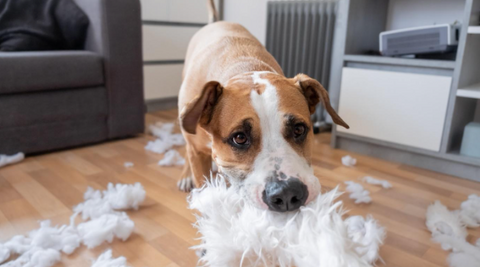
[223,0,270,45]
[386,0,465,30]
[223,0,467,45]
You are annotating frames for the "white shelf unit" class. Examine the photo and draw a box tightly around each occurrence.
[457,83,480,99]
[329,0,480,182]
[468,26,480,34]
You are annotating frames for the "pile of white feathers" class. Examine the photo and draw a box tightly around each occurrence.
[426,195,480,267]
[189,175,386,267]
[0,183,145,267]
[145,122,186,166]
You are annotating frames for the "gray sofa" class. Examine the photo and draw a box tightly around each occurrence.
[0,0,145,154]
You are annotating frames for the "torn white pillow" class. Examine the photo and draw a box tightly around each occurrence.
[91,249,129,267]
[189,175,384,267]
[158,149,185,166]
[0,152,25,168]
[362,176,392,189]
[345,181,372,204]
[342,155,357,167]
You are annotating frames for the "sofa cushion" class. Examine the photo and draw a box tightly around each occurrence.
[0,86,107,129]
[0,118,108,154]
[0,51,103,94]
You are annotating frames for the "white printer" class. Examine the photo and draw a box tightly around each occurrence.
[379,24,460,56]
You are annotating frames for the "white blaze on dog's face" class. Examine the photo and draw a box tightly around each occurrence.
[182,72,348,211]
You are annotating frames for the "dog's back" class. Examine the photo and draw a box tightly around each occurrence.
[179,22,282,112]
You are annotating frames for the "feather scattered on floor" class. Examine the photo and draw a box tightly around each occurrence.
[426,201,467,240]
[341,155,357,167]
[361,176,392,189]
[145,122,186,167]
[425,200,480,267]
[91,250,129,267]
[189,175,385,267]
[0,152,25,168]
[158,149,185,166]
[458,194,480,228]
[0,183,144,267]
[448,252,480,267]
[124,162,134,168]
[145,123,185,154]
[77,213,134,249]
[345,181,372,204]
[345,216,386,264]
[73,183,145,220]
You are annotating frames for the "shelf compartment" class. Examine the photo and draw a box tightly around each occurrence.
[468,26,480,34]
[457,83,480,99]
[343,54,456,70]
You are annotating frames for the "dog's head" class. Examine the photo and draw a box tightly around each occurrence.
[181,72,349,212]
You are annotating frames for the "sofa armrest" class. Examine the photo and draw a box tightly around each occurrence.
[74,0,145,138]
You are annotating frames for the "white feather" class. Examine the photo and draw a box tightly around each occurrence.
[189,175,385,267]
[0,152,24,169]
[345,216,386,263]
[0,183,142,266]
[103,183,146,210]
[77,213,134,249]
[145,122,185,154]
[158,149,185,166]
[342,155,357,167]
[344,182,372,204]
[448,252,480,267]
[91,250,130,267]
[425,201,467,240]
[361,176,392,189]
[458,194,480,228]
[0,245,10,264]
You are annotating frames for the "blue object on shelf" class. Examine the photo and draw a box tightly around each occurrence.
[460,122,480,158]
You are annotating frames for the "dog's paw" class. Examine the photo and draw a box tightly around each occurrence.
[177,177,194,192]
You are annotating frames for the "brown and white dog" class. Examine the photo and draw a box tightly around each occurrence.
[177,0,349,212]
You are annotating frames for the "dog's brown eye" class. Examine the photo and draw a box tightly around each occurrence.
[233,133,247,145]
[294,124,306,137]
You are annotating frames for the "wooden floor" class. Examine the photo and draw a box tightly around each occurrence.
[1,109,480,267]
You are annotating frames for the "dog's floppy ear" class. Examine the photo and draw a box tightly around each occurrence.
[180,81,223,134]
[294,74,349,129]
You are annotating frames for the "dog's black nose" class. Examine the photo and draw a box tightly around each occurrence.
[262,178,308,212]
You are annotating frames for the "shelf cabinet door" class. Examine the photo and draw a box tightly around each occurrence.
[337,67,452,152]
[143,25,200,61]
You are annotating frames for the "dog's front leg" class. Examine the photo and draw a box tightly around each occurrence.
[177,143,212,192]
